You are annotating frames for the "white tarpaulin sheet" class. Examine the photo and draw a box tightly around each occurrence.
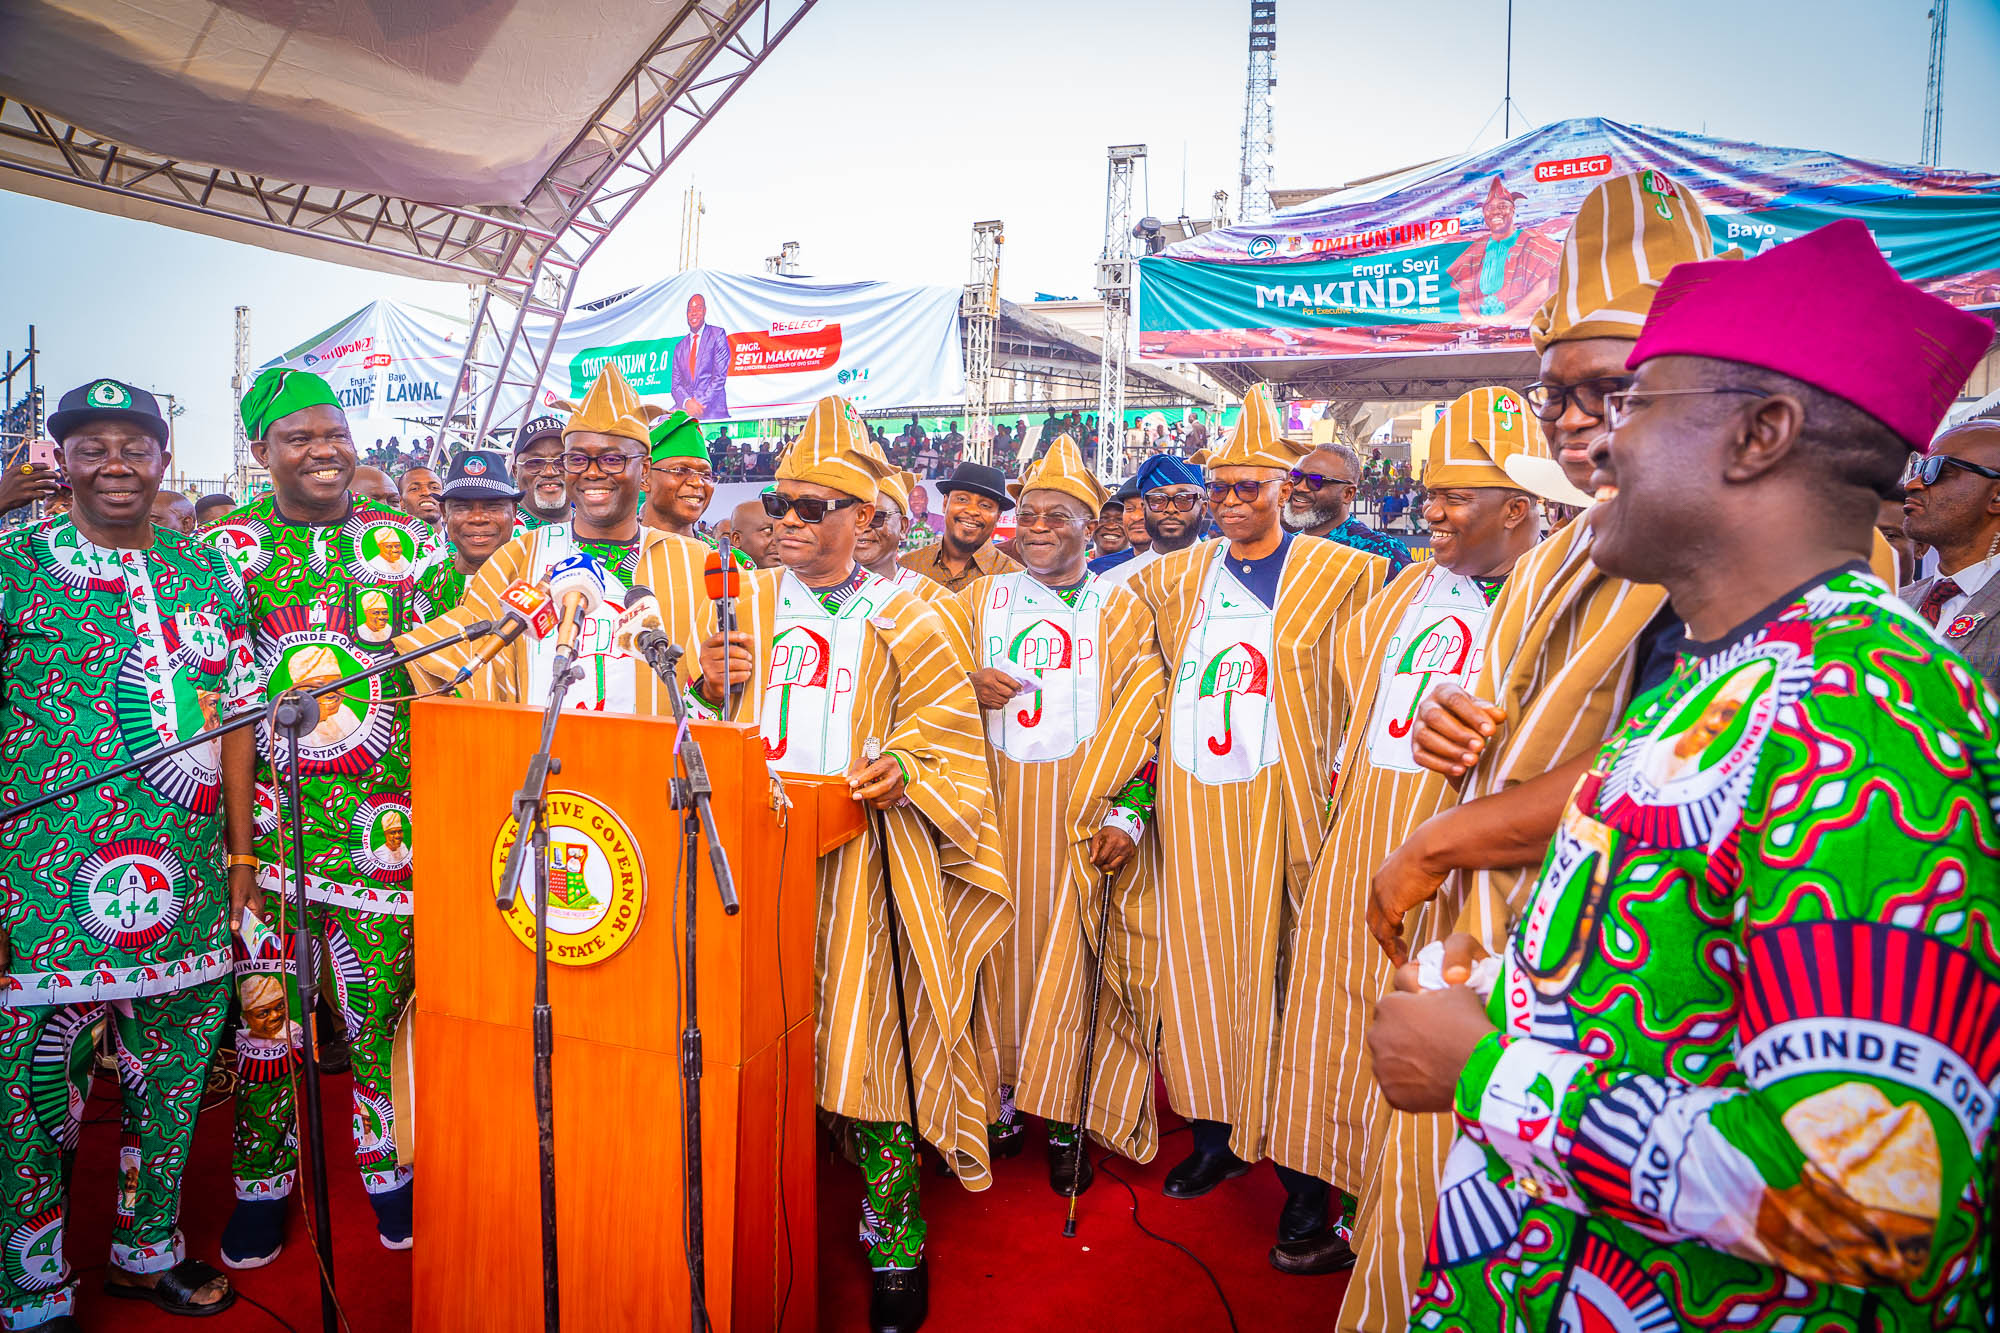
[261,300,468,446]
[523,269,966,424]
[0,0,676,206]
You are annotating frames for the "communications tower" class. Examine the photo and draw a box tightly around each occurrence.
[1922,1,1949,166]
[1096,145,1145,483]
[1238,1,1277,225]
[963,220,1004,465]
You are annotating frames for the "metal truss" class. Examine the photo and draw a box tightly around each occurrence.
[1096,145,1145,483]
[0,0,819,454]
[961,221,1005,465]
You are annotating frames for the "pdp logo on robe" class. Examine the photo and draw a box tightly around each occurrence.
[987,610,1101,764]
[491,791,646,966]
[71,839,185,951]
[763,625,831,764]
[1173,641,1278,783]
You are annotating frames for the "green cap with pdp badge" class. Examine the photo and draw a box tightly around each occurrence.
[48,378,171,448]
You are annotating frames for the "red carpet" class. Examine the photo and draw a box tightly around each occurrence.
[77,1077,1344,1331]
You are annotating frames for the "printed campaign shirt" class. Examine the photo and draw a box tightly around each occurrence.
[1415,569,2000,1332]
[1168,554,1280,784]
[415,559,467,616]
[202,497,440,918]
[0,519,261,1004]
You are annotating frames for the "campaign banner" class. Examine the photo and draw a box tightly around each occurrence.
[1139,117,2000,362]
[535,269,965,423]
[261,300,468,443]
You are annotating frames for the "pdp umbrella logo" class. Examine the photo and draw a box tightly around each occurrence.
[1006,618,1072,728]
[763,625,831,762]
[3,1210,65,1294]
[88,380,132,409]
[463,455,488,476]
[71,838,185,950]
[1199,642,1268,756]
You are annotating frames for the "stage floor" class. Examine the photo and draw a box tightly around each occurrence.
[77,1073,1344,1331]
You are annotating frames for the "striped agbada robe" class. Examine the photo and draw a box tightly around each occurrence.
[1339,521,1905,1332]
[1341,516,1659,1333]
[937,572,1168,1159]
[725,565,1013,1187]
[1132,537,1380,1162]
[396,524,714,708]
[1268,560,1500,1190]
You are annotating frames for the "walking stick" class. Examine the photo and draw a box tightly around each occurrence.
[862,740,926,1154]
[1063,868,1121,1237]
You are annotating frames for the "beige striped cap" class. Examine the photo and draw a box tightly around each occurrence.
[1530,169,1724,354]
[1207,383,1308,470]
[874,467,918,516]
[1008,434,1107,513]
[1424,386,1542,490]
[776,395,893,501]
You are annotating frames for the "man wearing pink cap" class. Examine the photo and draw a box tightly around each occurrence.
[1367,219,1999,1331]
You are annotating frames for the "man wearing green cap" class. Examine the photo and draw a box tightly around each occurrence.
[200,366,439,1266]
[643,410,752,566]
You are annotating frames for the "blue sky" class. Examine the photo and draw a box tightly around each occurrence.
[2,0,1997,479]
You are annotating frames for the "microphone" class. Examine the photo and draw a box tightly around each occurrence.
[547,553,607,675]
[704,548,740,711]
[703,548,739,602]
[449,581,557,686]
[619,585,682,682]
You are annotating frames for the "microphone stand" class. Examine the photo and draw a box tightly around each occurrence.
[495,645,584,1333]
[0,619,493,1333]
[716,535,739,720]
[640,639,739,1333]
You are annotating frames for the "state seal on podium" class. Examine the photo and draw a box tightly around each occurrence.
[490,790,647,965]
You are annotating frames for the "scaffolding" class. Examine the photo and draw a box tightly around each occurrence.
[1238,1,1277,225]
[962,220,1004,465]
[1096,146,1145,483]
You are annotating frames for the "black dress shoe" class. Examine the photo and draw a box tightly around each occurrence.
[1277,1189,1328,1243]
[1268,1227,1357,1276]
[869,1259,929,1333]
[1161,1146,1250,1199]
[1047,1140,1095,1196]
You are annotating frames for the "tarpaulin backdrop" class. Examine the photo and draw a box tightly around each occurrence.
[261,301,469,446]
[524,269,966,424]
[1139,117,2000,362]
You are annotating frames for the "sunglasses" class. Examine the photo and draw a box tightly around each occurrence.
[1207,480,1274,505]
[762,492,864,523]
[1288,471,1356,492]
[1911,452,2000,486]
[1142,492,1202,514]
[1523,377,1633,423]
[562,450,641,474]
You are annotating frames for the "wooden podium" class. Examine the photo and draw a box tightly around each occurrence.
[408,698,863,1331]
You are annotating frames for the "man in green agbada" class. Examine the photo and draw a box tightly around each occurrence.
[0,377,262,1325]
[202,367,438,1267]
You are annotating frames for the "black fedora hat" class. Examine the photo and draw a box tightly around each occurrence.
[937,461,1014,511]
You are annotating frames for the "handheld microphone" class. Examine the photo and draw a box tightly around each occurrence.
[547,552,607,674]
[704,548,740,710]
[619,585,683,682]
[449,582,557,686]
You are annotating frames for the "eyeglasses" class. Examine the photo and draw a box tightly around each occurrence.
[867,507,904,530]
[1603,386,1769,429]
[516,457,563,476]
[1142,492,1202,514]
[562,450,641,474]
[761,491,863,523]
[1910,453,2000,486]
[1207,480,1274,505]
[651,463,714,483]
[1015,507,1085,531]
[1523,377,1633,423]
[1288,471,1357,493]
